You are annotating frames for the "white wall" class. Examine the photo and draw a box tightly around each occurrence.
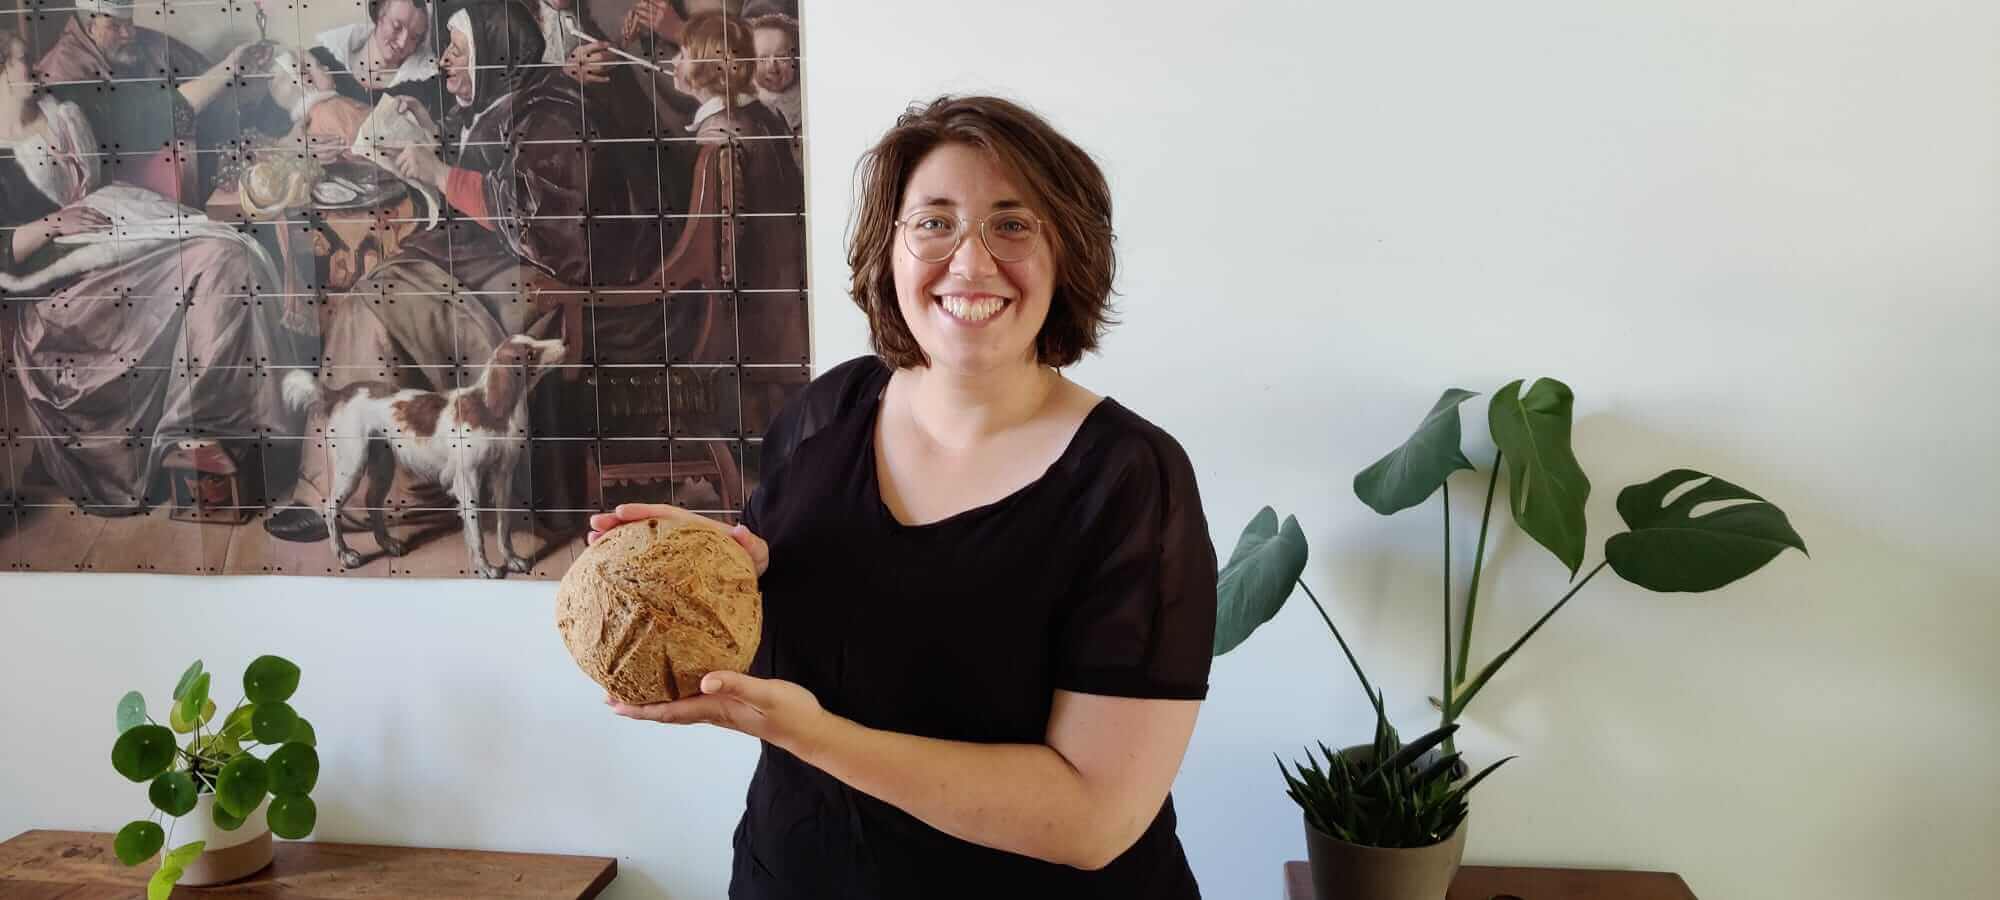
[6,2,1998,899]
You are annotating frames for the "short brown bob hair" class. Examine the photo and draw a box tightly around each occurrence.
[847,95,1117,369]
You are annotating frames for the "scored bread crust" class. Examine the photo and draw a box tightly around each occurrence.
[555,520,763,704]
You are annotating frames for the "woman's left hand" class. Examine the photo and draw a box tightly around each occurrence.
[607,671,832,753]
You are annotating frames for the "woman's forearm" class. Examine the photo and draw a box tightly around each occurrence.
[791,714,1125,870]
[11,221,47,261]
[176,64,233,114]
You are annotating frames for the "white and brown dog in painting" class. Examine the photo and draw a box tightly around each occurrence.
[283,335,565,578]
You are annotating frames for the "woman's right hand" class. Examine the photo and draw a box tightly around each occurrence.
[15,204,110,258]
[624,0,687,45]
[40,205,111,239]
[588,502,770,576]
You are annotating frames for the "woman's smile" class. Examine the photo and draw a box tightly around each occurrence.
[934,291,1012,326]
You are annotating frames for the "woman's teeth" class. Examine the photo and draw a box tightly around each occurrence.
[939,295,1005,322]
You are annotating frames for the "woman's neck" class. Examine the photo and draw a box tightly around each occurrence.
[899,360,1058,450]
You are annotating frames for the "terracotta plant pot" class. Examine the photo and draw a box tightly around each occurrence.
[175,793,274,886]
[1302,813,1467,900]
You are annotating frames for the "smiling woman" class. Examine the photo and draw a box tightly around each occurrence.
[590,95,1217,899]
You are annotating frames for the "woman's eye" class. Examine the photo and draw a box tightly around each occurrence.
[914,217,952,232]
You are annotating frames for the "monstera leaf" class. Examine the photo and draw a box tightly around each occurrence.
[1606,469,1808,592]
[1354,389,1478,515]
[1488,379,1591,576]
[1213,508,1309,656]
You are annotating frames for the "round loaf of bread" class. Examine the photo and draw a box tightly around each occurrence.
[555,519,762,704]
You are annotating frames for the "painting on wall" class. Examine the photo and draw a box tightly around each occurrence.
[0,0,808,578]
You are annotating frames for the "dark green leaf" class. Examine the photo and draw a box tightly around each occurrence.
[1488,379,1591,575]
[1441,755,1517,812]
[252,701,299,745]
[290,717,317,747]
[243,656,301,705]
[116,691,148,735]
[1413,752,1463,787]
[215,755,269,819]
[173,673,210,734]
[171,661,204,702]
[114,820,164,865]
[1364,723,1458,786]
[1212,508,1309,656]
[213,798,248,832]
[1353,388,1479,515]
[267,742,319,795]
[149,771,198,817]
[112,725,177,782]
[1606,469,1808,592]
[267,793,317,839]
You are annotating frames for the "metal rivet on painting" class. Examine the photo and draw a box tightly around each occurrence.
[0,0,808,578]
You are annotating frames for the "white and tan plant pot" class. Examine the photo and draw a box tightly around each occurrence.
[174,793,274,886]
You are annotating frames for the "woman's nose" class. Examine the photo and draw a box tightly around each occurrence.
[947,227,999,278]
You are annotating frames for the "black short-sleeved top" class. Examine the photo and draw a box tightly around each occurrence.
[730,356,1218,900]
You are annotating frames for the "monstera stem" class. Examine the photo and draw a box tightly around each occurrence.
[1451,559,1610,719]
[1297,579,1381,716]
[1441,483,1456,755]
[1456,454,1502,688]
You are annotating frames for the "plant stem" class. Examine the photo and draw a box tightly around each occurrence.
[1451,559,1610,718]
[1441,482,1455,755]
[1297,579,1381,716]
[1456,452,1502,687]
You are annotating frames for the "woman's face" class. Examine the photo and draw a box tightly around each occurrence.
[373,0,431,66]
[441,28,472,102]
[0,37,30,97]
[891,143,1056,375]
[751,27,796,93]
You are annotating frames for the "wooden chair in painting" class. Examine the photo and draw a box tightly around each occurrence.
[520,138,749,515]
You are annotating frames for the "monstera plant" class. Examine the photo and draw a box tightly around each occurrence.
[1216,377,1808,885]
[110,656,320,899]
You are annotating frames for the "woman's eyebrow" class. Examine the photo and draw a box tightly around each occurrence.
[909,196,1030,209]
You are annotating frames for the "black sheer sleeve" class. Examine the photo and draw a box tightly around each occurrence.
[1053,421,1218,700]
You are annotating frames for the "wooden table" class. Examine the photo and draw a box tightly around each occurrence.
[1284,859,1697,899]
[0,830,615,899]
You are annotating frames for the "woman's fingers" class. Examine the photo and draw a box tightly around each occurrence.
[729,524,770,575]
[607,693,731,726]
[612,502,685,523]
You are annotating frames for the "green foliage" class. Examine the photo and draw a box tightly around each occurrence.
[1213,508,1308,656]
[108,656,322,896]
[1219,377,1807,848]
[1277,713,1513,848]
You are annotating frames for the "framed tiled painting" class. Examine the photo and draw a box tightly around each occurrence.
[0,0,807,578]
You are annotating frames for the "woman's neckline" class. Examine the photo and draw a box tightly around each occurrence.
[861,362,1114,531]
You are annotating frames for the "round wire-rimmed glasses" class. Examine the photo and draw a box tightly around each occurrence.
[893,209,1046,263]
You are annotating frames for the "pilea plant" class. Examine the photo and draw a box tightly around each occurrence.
[110,656,320,899]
